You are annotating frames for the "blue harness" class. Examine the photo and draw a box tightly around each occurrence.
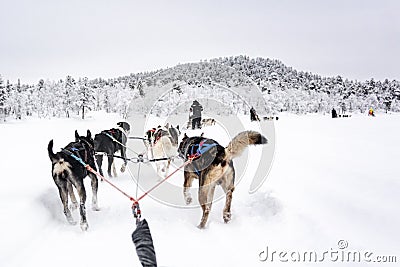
[62,146,87,167]
[188,140,217,176]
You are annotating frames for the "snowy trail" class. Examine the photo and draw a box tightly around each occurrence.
[1,112,400,267]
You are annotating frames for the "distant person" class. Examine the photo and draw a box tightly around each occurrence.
[368,108,375,117]
[250,107,260,121]
[332,108,338,118]
[190,100,203,129]
[341,103,347,115]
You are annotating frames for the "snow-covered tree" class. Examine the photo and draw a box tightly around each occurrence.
[77,77,95,119]
[1,55,400,120]
[0,75,6,120]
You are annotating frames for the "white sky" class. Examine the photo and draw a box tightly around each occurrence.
[1,0,399,84]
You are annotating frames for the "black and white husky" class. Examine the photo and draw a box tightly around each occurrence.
[178,131,267,228]
[47,130,99,231]
[147,124,180,178]
[94,122,130,177]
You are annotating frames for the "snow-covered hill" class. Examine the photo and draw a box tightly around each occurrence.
[2,55,400,122]
[1,111,399,267]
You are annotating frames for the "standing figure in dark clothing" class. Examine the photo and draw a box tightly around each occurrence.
[250,107,260,121]
[190,100,203,129]
[332,108,338,118]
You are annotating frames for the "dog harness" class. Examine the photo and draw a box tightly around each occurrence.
[103,129,117,139]
[62,140,94,173]
[188,140,217,157]
[186,139,217,176]
[103,130,124,147]
[153,128,176,146]
[62,145,87,167]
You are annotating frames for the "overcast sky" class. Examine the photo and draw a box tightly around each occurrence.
[1,0,399,84]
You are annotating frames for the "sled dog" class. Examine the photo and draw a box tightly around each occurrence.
[263,116,279,121]
[178,131,267,228]
[48,130,99,231]
[94,122,130,177]
[148,124,180,178]
[201,118,216,127]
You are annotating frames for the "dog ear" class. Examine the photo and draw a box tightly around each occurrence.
[183,133,188,138]
[75,130,79,141]
[176,125,180,130]
[87,130,92,139]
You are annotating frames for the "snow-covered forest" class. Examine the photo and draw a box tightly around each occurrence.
[1,55,400,121]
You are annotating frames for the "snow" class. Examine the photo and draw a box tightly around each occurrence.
[1,111,399,267]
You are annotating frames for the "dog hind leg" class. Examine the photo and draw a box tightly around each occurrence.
[67,180,78,211]
[112,162,117,177]
[163,159,171,177]
[221,176,235,223]
[155,159,165,181]
[120,147,127,173]
[95,154,104,178]
[220,165,235,223]
[107,155,114,177]
[198,165,227,228]
[183,171,197,205]
[198,181,217,229]
[71,178,88,231]
[54,175,76,225]
[89,173,99,211]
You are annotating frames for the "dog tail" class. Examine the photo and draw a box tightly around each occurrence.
[225,131,267,160]
[48,140,58,164]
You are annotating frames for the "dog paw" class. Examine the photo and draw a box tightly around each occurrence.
[197,223,206,229]
[80,222,89,231]
[120,165,126,173]
[66,216,77,225]
[92,206,100,211]
[223,212,231,223]
[185,196,193,205]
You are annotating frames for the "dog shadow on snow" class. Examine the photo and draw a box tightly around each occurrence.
[37,187,69,224]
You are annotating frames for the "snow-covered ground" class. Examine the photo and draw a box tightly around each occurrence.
[1,111,399,267]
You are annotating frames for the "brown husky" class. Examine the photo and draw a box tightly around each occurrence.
[178,131,267,228]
